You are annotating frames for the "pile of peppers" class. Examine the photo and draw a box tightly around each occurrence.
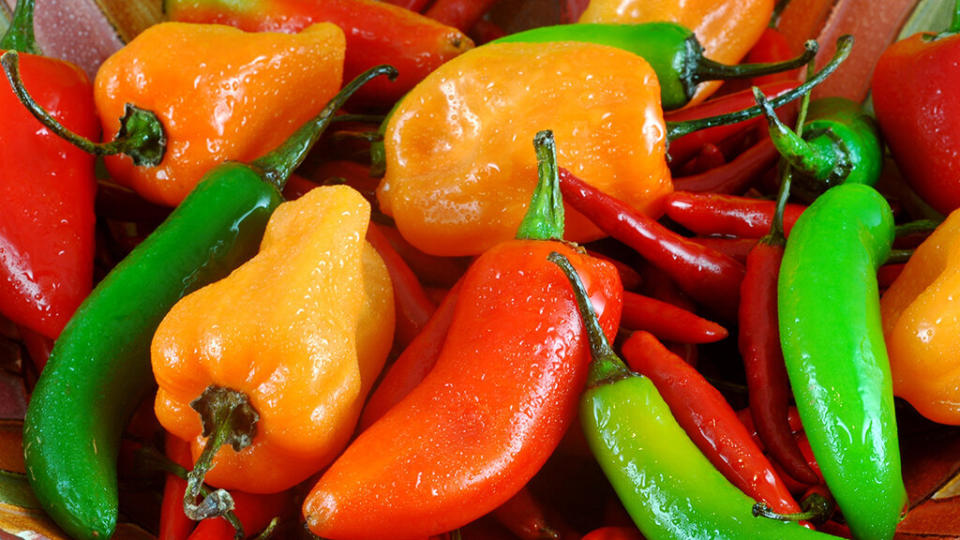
[4,0,960,538]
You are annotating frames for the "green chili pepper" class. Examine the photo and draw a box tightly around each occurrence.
[493,22,817,110]
[20,64,397,540]
[549,252,836,540]
[778,183,906,540]
[756,91,883,195]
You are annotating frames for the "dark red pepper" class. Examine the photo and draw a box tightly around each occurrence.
[672,137,780,194]
[664,191,806,238]
[425,0,498,32]
[621,291,728,344]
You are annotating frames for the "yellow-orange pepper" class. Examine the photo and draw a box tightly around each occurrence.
[95,22,345,206]
[377,41,671,257]
[881,210,960,425]
[578,0,773,105]
[151,185,394,494]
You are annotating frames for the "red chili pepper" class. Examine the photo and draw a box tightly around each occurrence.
[621,331,802,516]
[425,0,498,32]
[677,142,727,176]
[377,224,472,288]
[492,486,561,540]
[186,490,289,540]
[877,263,905,289]
[0,0,98,340]
[666,81,797,164]
[366,223,436,351]
[664,191,806,238]
[585,250,642,291]
[622,291,728,344]
[380,0,431,11]
[689,237,757,263]
[559,167,744,321]
[581,527,643,540]
[672,137,780,194]
[747,27,802,86]
[358,282,460,430]
[159,435,195,540]
[468,18,507,45]
[279,173,321,200]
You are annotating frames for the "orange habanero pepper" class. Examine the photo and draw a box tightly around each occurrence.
[578,0,774,105]
[151,185,394,499]
[880,209,960,425]
[377,41,671,257]
[95,22,345,206]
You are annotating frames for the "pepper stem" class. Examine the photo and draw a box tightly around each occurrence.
[1,50,166,166]
[547,252,632,387]
[183,385,259,526]
[691,39,816,85]
[516,130,565,241]
[0,0,40,54]
[251,64,398,190]
[666,35,853,141]
[752,86,837,182]
[753,492,835,526]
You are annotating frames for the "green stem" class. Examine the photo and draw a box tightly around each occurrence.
[895,219,942,237]
[516,130,565,241]
[1,50,166,166]
[886,249,914,264]
[0,0,40,54]
[666,35,853,140]
[753,493,835,525]
[692,39,816,84]
[330,113,386,124]
[252,64,398,190]
[753,86,835,181]
[547,252,632,387]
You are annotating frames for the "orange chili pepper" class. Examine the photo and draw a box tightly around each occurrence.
[578,0,774,105]
[880,209,960,425]
[378,41,671,256]
[95,22,345,206]
[152,185,394,500]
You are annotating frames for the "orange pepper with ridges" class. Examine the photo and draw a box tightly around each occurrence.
[578,0,773,105]
[95,22,345,206]
[151,185,394,497]
[377,41,671,257]
[880,210,960,425]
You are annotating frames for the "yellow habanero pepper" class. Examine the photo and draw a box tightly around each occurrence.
[881,210,960,425]
[151,185,394,499]
[377,41,671,257]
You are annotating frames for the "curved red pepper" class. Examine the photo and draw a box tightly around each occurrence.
[665,191,806,238]
[672,137,780,195]
[621,291,728,344]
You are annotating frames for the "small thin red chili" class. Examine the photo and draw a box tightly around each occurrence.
[664,191,806,238]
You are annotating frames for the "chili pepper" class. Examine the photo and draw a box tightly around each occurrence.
[366,222,436,351]
[577,0,780,105]
[468,18,506,45]
[676,143,726,176]
[380,0,430,11]
[585,251,642,291]
[559,166,744,321]
[665,192,806,238]
[378,36,851,257]
[689,237,758,264]
[755,90,883,195]
[672,137,780,195]
[187,490,289,540]
[747,27,802,86]
[621,330,802,516]
[159,435,196,540]
[494,23,815,111]
[549,251,834,540]
[621,292,728,344]
[581,527,643,540]
[167,0,473,111]
[492,486,561,540]
[753,485,836,528]
[425,0,497,32]
[0,0,98,340]
[778,183,906,540]
[303,132,623,539]
[876,263,905,289]
[666,81,797,165]
[880,209,960,425]
[20,64,396,540]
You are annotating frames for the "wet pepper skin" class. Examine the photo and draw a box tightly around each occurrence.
[303,241,622,539]
[94,22,345,206]
[378,41,671,257]
[0,52,98,339]
[881,209,960,425]
[153,186,394,493]
[578,0,772,105]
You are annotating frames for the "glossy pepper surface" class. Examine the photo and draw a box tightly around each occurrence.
[166,0,473,110]
[0,0,98,339]
[94,21,345,206]
[153,185,394,493]
[378,41,671,256]
[778,183,906,540]
[578,0,774,105]
[881,209,960,425]
[550,252,833,540]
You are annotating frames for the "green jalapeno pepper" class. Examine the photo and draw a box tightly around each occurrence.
[549,252,837,540]
[19,64,396,540]
[493,22,817,110]
[778,183,906,540]
[756,91,883,195]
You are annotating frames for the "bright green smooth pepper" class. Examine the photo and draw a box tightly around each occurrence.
[493,22,816,110]
[778,183,906,540]
[549,252,837,540]
[22,65,397,540]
